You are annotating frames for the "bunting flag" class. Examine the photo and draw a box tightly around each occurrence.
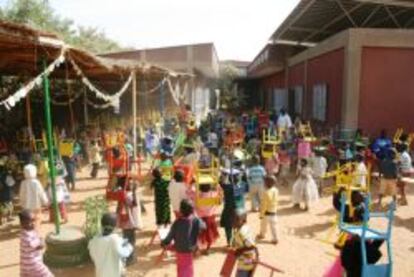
[0,47,66,110]
[68,56,133,104]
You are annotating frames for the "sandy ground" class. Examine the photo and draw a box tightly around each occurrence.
[1,168,414,277]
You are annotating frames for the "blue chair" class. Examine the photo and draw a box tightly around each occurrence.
[339,194,395,277]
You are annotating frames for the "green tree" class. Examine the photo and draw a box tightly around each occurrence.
[214,64,246,111]
[0,0,122,53]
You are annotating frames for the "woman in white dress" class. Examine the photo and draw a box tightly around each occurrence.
[292,158,319,211]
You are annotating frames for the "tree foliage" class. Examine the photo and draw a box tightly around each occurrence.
[215,64,246,110]
[0,0,123,53]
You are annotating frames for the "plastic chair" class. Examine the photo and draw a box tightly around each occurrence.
[339,194,395,277]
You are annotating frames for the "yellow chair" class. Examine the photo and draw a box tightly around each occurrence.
[195,158,221,207]
[261,128,280,159]
[298,121,317,142]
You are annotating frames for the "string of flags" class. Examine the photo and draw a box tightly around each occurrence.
[0,47,66,110]
[68,56,133,105]
[0,46,189,111]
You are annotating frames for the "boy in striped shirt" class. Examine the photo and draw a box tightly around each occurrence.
[19,209,53,277]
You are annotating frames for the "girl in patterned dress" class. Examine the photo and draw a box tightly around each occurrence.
[151,168,171,227]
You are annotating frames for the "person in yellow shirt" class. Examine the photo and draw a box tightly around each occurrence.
[256,175,279,245]
[232,209,259,277]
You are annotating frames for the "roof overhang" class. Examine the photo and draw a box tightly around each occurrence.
[270,0,414,45]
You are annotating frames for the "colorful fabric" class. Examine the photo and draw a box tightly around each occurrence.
[20,230,53,277]
[198,216,219,247]
[176,252,194,277]
[153,177,171,225]
[233,224,256,271]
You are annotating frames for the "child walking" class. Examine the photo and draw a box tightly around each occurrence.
[19,164,49,230]
[196,184,219,254]
[89,140,102,179]
[169,170,190,218]
[161,199,206,277]
[151,168,171,227]
[232,209,259,277]
[220,169,246,246]
[118,183,140,265]
[292,159,319,211]
[89,213,133,277]
[378,150,398,206]
[48,176,69,224]
[246,155,266,212]
[278,143,291,186]
[257,175,279,245]
[311,149,328,195]
[19,209,53,277]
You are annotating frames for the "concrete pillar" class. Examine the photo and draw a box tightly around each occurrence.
[341,30,362,130]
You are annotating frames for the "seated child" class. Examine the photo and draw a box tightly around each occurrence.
[151,168,171,228]
[161,199,206,277]
[196,184,219,254]
[89,213,133,277]
[257,175,279,245]
[292,159,319,211]
[19,210,53,277]
[232,209,259,277]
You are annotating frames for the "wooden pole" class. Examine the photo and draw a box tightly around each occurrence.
[132,71,137,159]
[83,87,88,125]
[43,59,60,234]
[25,94,35,152]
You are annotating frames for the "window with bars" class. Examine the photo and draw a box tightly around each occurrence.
[312,83,328,122]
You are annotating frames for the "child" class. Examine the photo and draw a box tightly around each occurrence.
[199,146,212,169]
[196,184,219,254]
[89,140,102,179]
[292,159,319,211]
[353,154,368,190]
[297,135,312,165]
[378,150,398,206]
[220,169,246,246]
[161,199,206,277]
[89,213,133,277]
[169,170,190,218]
[19,210,53,277]
[207,129,219,156]
[232,209,259,277]
[246,155,266,212]
[257,175,279,245]
[19,164,49,230]
[264,152,280,178]
[397,144,413,205]
[151,168,171,227]
[311,149,328,195]
[117,182,140,265]
[0,163,15,225]
[48,176,69,224]
[278,143,291,186]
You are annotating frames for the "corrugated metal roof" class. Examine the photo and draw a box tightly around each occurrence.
[270,0,414,44]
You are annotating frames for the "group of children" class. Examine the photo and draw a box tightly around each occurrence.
[7,107,414,277]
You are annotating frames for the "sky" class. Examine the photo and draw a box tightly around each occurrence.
[15,0,300,61]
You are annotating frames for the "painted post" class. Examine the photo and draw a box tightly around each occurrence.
[132,71,137,160]
[43,59,60,234]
